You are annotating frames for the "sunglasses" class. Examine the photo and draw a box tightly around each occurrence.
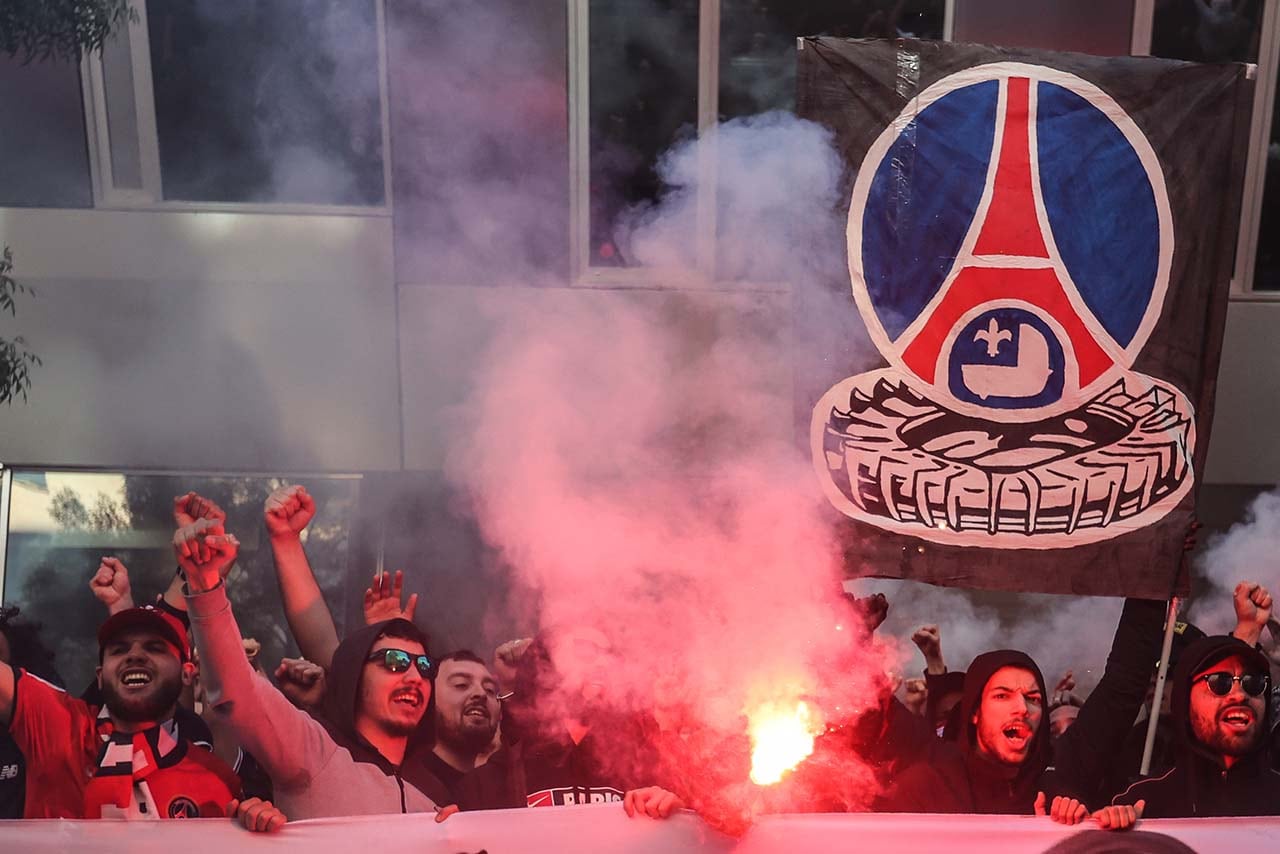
[1195,671,1270,698]
[366,648,433,678]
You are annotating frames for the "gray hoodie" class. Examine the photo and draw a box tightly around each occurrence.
[187,583,443,819]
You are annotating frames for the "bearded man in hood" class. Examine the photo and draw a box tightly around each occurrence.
[1113,583,1280,816]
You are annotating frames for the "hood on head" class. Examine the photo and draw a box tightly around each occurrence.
[1169,634,1272,758]
[960,650,1052,776]
[323,618,433,747]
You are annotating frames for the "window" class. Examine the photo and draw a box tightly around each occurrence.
[145,0,385,205]
[719,2,944,120]
[573,0,946,278]
[74,0,391,211]
[0,54,93,208]
[586,0,700,267]
[1254,74,1280,290]
[1,469,359,694]
[1150,0,1275,294]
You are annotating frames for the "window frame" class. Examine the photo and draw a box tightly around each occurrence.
[78,0,394,217]
[569,0,1277,300]
[0,464,363,603]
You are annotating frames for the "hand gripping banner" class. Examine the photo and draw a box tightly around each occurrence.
[796,39,1253,597]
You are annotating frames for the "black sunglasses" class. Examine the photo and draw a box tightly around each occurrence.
[1195,671,1269,698]
[367,648,433,678]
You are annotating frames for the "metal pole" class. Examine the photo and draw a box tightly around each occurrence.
[1139,596,1180,776]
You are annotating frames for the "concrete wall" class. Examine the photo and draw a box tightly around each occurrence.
[0,208,401,472]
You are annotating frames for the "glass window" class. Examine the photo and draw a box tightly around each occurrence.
[0,55,93,208]
[588,0,700,267]
[2,470,359,694]
[1151,0,1263,64]
[718,0,944,120]
[1252,74,1279,290]
[1150,1,1271,290]
[145,0,385,205]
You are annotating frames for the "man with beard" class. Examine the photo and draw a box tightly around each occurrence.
[0,603,241,819]
[880,597,1165,830]
[421,650,526,810]
[180,519,455,819]
[1113,583,1280,816]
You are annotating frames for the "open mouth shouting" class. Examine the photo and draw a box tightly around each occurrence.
[463,700,491,723]
[1001,720,1033,752]
[1220,706,1256,734]
[119,668,155,692]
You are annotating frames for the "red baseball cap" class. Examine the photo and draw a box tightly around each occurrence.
[97,606,191,662]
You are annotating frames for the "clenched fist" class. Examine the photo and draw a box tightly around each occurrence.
[90,557,135,614]
[264,485,315,540]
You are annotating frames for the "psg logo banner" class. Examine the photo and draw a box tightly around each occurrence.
[796,38,1253,597]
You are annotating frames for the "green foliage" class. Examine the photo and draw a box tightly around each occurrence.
[0,247,41,405]
[1,0,135,63]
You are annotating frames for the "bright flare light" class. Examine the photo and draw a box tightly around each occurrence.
[748,700,824,785]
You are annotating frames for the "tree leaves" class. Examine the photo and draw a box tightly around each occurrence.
[0,246,41,404]
[1,0,135,64]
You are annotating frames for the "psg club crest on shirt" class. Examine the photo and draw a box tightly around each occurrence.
[812,62,1191,548]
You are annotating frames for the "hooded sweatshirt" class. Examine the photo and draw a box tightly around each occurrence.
[880,598,1167,813]
[187,582,447,818]
[1112,635,1280,817]
[881,650,1052,814]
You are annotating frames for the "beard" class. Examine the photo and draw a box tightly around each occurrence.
[436,709,497,754]
[101,672,183,724]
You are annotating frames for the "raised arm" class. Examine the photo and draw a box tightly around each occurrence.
[264,485,339,669]
[89,557,136,615]
[1049,597,1166,804]
[912,624,947,676]
[158,492,231,615]
[1231,582,1273,648]
[178,519,336,790]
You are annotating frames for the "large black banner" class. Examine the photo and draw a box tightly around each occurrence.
[796,38,1253,598]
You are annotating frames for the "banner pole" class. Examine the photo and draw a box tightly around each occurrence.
[1139,595,1179,776]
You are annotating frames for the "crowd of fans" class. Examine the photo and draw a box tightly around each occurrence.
[0,486,1277,834]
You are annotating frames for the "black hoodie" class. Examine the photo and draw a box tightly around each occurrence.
[1112,635,1280,817]
[881,650,1052,813]
[318,618,452,808]
[880,598,1167,813]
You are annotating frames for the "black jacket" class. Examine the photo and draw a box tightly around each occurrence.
[320,619,452,808]
[881,598,1166,813]
[1112,634,1280,817]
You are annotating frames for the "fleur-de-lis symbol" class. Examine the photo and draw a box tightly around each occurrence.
[974,318,1012,357]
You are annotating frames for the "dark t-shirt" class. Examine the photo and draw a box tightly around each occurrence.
[419,746,525,811]
[519,716,662,808]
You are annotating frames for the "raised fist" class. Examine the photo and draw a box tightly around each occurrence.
[174,519,239,592]
[263,485,315,539]
[493,637,534,685]
[1234,582,1274,632]
[90,556,135,614]
[173,491,227,529]
[903,677,928,716]
[275,657,327,710]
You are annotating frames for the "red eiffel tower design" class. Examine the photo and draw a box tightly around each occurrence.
[898,77,1113,391]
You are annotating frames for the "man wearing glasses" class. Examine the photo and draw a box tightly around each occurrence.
[177,518,455,820]
[1113,583,1279,816]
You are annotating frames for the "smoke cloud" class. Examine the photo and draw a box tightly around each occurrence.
[441,111,894,823]
[1187,486,1280,637]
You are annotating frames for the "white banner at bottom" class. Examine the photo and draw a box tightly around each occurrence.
[2,805,1275,853]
